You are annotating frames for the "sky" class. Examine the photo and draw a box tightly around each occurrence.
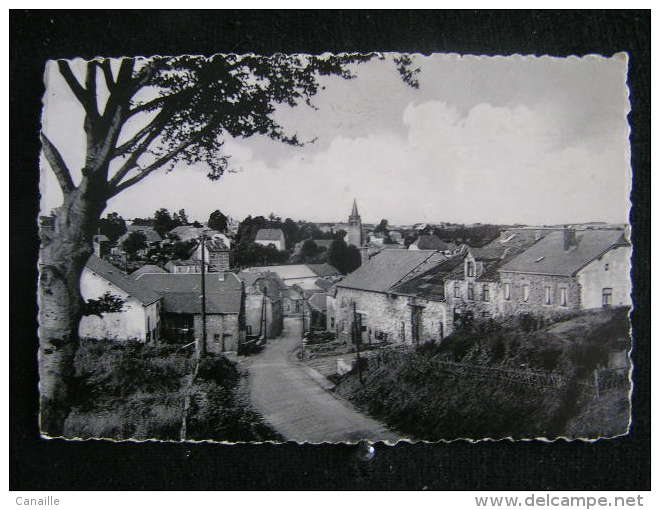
[40,53,632,226]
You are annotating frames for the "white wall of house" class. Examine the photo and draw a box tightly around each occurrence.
[577,245,632,309]
[79,268,159,341]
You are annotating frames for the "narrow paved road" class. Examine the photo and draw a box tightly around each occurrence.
[245,317,398,443]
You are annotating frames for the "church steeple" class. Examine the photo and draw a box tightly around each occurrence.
[350,198,359,219]
[347,198,363,248]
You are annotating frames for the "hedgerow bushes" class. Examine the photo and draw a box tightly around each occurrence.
[63,339,281,442]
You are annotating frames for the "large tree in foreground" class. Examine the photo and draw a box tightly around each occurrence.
[38,53,419,436]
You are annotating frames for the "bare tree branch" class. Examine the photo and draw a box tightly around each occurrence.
[108,125,162,188]
[112,105,174,158]
[84,62,98,117]
[97,59,115,91]
[40,133,75,193]
[57,60,91,112]
[108,128,208,197]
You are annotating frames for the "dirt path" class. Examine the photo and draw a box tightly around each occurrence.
[243,318,398,443]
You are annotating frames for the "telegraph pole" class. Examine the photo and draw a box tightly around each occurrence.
[199,234,207,357]
[353,301,364,384]
[300,292,306,359]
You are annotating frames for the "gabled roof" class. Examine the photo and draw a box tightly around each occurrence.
[255,228,285,241]
[244,264,317,280]
[390,256,465,301]
[130,264,167,278]
[136,272,242,314]
[85,255,161,305]
[307,263,341,277]
[337,250,447,293]
[499,230,628,277]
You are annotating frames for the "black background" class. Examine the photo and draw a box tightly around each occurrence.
[10,10,650,490]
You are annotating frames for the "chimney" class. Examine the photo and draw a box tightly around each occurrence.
[563,227,577,251]
[360,246,370,264]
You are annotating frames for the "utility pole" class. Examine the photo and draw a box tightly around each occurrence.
[300,291,305,360]
[353,301,364,385]
[199,234,207,357]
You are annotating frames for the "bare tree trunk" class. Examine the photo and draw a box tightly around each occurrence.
[38,184,105,436]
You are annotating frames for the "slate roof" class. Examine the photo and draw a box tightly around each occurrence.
[136,272,243,314]
[307,263,341,277]
[337,250,447,293]
[85,255,161,305]
[499,229,628,277]
[130,264,167,278]
[255,228,285,241]
[412,235,450,251]
[245,264,317,280]
[390,256,465,301]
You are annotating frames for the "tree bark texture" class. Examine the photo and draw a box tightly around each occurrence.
[38,182,106,436]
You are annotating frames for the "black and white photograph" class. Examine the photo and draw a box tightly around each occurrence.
[37,50,633,444]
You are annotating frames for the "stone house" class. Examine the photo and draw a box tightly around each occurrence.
[191,237,232,271]
[254,228,286,251]
[442,229,551,324]
[333,250,449,346]
[136,272,245,353]
[79,255,162,343]
[237,271,284,339]
[497,228,631,315]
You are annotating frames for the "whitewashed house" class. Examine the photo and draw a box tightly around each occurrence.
[79,255,162,342]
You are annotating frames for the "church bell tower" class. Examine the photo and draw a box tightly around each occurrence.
[347,198,364,248]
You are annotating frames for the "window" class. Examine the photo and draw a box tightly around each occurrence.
[560,287,568,307]
[482,285,490,302]
[454,282,460,298]
[466,261,475,277]
[214,333,220,343]
[467,283,474,300]
[330,317,335,329]
[602,288,613,307]
[522,284,530,302]
[400,321,406,341]
[544,286,552,305]
[246,325,252,335]
[503,283,511,301]
[604,263,609,271]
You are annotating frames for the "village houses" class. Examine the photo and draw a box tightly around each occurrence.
[79,255,162,343]
[237,271,285,339]
[328,226,631,347]
[135,272,245,353]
